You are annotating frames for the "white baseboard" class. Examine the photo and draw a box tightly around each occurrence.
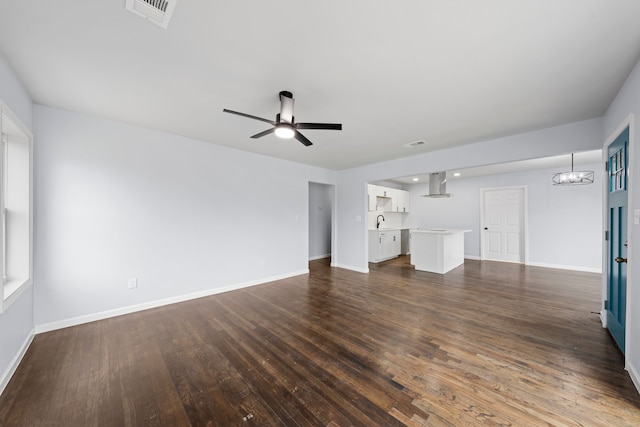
[628,361,640,395]
[309,254,331,261]
[0,328,34,396]
[35,270,309,334]
[600,310,607,327]
[464,255,481,260]
[332,263,369,274]
[525,261,602,274]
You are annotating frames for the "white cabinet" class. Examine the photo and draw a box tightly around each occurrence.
[386,188,398,212]
[368,229,401,263]
[395,190,411,213]
[410,229,470,274]
[368,184,378,211]
[375,186,391,198]
[389,189,410,213]
[368,185,410,213]
[391,230,401,255]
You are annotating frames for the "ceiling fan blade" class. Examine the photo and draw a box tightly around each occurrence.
[223,109,275,125]
[296,123,342,130]
[294,130,313,147]
[251,128,275,139]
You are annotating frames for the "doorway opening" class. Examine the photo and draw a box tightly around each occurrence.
[308,182,335,265]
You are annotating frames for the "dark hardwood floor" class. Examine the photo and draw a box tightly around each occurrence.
[1,257,639,426]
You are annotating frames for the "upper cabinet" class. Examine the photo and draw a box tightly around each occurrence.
[368,185,379,211]
[367,184,410,213]
[394,189,410,213]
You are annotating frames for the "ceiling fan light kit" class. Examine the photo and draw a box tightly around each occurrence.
[552,153,594,186]
[223,91,342,146]
[274,124,295,139]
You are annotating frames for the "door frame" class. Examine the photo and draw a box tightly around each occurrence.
[307,181,337,266]
[479,186,529,264]
[601,114,635,369]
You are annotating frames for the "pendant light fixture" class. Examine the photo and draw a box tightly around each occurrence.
[552,153,594,186]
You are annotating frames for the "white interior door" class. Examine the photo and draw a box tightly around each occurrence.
[481,187,526,263]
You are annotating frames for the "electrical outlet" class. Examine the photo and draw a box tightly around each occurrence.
[128,278,137,289]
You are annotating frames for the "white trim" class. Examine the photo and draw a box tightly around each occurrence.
[363,182,371,271]
[464,255,481,260]
[602,114,634,367]
[628,360,640,395]
[525,261,602,274]
[332,263,369,274]
[35,270,308,334]
[0,99,34,314]
[479,186,528,264]
[626,115,635,371]
[309,254,331,261]
[0,328,34,396]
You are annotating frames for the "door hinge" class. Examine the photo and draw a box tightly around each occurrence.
[605,230,609,241]
[604,300,608,310]
[605,161,609,172]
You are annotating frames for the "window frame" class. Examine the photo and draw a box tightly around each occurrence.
[0,99,33,313]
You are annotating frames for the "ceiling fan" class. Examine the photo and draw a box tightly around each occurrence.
[223,91,342,146]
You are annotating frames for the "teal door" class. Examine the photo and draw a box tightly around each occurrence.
[606,127,629,352]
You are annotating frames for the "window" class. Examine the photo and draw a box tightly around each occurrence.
[0,102,32,313]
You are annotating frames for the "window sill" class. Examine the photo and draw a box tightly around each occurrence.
[1,277,31,313]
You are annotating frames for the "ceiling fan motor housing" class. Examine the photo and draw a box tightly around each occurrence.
[279,91,295,124]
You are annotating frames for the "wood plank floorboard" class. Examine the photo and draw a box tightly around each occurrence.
[1,257,640,426]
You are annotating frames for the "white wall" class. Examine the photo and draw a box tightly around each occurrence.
[33,105,336,329]
[0,52,34,394]
[308,182,333,260]
[0,56,32,130]
[367,210,405,230]
[603,57,640,390]
[405,163,602,271]
[336,118,604,272]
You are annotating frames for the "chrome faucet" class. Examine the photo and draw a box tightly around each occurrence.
[376,214,385,229]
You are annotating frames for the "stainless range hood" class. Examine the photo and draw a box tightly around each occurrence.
[421,172,453,198]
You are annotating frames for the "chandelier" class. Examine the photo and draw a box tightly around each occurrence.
[552,153,594,186]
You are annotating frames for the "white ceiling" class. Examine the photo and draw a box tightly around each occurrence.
[388,149,602,185]
[0,1,639,170]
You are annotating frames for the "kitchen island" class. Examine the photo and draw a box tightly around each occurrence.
[410,229,471,274]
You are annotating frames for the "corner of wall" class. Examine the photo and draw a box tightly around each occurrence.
[0,327,34,397]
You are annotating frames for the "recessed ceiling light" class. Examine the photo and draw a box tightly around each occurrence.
[412,177,419,182]
[453,172,461,177]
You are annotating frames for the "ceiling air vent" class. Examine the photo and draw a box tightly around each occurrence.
[403,140,426,148]
[125,0,178,29]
